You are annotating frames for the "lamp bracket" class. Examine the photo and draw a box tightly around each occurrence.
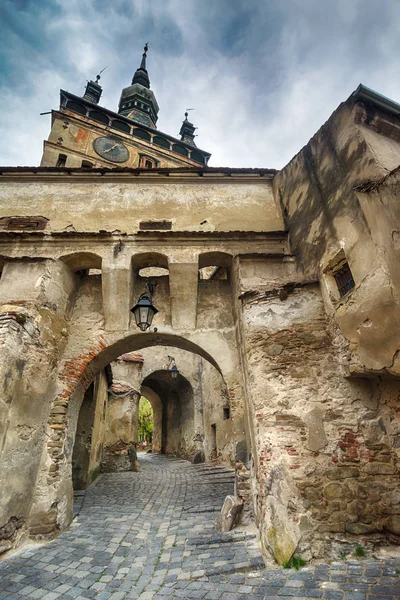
[147,278,157,297]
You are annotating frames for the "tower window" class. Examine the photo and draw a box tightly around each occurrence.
[139,155,158,169]
[334,262,355,297]
[81,160,93,168]
[56,154,67,167]
[223,407,230,420]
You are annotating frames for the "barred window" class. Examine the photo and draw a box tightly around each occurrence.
[333,262,355,297]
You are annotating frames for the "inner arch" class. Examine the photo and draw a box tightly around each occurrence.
[85,331,224,389]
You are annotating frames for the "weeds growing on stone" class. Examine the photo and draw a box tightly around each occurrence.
[355,545,366,557]
[283,555,307,570]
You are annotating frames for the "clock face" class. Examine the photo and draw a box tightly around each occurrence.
[93,137,130,163]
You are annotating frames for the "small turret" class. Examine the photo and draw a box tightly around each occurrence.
[82,70,105,105]
[179,110,197,146]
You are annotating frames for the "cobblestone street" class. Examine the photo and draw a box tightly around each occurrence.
[1,455,399,600]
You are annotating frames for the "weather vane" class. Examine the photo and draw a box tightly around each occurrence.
[95,66,107,83]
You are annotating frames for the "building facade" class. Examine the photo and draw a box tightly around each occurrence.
[0,48,400,564]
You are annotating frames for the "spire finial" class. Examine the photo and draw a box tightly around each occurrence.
[140,42,149,70]
[95,66,107,84]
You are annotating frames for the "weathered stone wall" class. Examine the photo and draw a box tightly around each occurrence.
[201,359,235,466]
[0,259,77,550]
[273,98,400,377]
[102,390,140,471]
[235,259,400,561]
[72,382,96,490]
[247,96,400,561]
[87,370,109,480]
[102,354,141,472]
[71,369,109,489]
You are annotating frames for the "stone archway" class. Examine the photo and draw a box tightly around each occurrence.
[28,329,245,536]
[141,370,195,457]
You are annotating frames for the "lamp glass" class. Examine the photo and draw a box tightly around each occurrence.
[131,294,158,332]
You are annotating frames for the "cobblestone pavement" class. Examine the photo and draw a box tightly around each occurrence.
[1,454,400,599]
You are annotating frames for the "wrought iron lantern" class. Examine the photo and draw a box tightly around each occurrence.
[167,355,179,379]
[131,280,158,332]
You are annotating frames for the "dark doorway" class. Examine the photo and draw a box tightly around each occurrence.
[72,383,95,490]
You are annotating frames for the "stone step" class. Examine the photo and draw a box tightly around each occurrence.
[186,532,257,546]
[192,467,234,473]
[202,557,265,578]
[186,506,221,513]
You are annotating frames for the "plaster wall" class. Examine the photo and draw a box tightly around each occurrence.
[0,179,282,234]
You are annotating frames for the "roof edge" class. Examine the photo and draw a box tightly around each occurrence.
[0,166,278,176]
[352,84,400,116]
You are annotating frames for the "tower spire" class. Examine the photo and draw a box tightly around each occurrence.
[118,43,159,127]
[132,43,150,88]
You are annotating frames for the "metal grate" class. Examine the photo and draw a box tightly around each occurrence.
[334,263,355,297]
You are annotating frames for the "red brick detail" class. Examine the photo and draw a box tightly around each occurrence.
[45,336,108,480]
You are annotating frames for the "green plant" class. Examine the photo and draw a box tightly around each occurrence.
[355,544,366,557]
[338,551,347,560]
[283,555,307,570]
[137,396,153,445]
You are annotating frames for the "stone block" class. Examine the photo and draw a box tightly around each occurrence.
[303,407,328,451]
[386,515,400,535]
[364,462,395,475]
[219,495,243,532]
[345,521,379,534]
[192,450,205,464]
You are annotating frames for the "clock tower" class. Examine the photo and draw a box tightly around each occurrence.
[40,45,210,169]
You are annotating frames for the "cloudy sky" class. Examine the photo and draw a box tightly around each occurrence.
[1,0,399,168]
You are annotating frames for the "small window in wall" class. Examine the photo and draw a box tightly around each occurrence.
[139,155,158,169]
[81,160,93,168]
[333,262,355,298]
[223,407,230,420]
[56,153,67,167]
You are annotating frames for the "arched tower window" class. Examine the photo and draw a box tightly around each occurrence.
[139,155,158,169]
